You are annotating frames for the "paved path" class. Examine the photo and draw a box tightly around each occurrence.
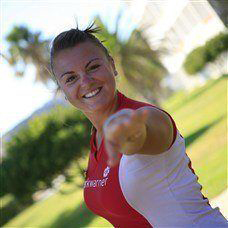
[210,189,228,219]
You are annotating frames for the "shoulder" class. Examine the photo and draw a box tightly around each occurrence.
[119,92,178,150]
[120,92,176,131]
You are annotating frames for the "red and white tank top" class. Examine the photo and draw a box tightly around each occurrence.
[83,91,227,227]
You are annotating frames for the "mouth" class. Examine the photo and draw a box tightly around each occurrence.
[83,87,102,99]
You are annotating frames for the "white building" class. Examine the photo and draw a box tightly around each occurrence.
[132,0,226,91]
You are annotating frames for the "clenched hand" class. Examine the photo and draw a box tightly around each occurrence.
[103,108,149,167]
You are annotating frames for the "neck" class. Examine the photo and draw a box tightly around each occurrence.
[83,92,119,136]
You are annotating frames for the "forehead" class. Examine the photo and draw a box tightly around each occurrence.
[55,41,105,65]
[53,41,107,78]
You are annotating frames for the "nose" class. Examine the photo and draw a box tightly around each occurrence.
[80,73,94,88]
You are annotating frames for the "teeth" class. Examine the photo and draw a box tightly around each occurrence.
[84,88,101,98]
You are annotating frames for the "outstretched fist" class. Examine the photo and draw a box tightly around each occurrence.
[103,108,149,167]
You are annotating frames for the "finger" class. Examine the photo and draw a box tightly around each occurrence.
[105,122,127,142]
[105,140,120,167]
[108,157,119,167]
[107,150,119,166]
[104,109,133,129]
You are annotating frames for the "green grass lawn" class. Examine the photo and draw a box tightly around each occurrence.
[4,75,227,227]
[163,75,227,199]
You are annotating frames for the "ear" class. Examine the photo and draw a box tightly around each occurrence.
[108,56,117,76]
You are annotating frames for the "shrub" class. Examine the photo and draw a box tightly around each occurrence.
[1,106,91,204]
[205,32,228,62]
[183,31,228,75]
[183,46,207,75]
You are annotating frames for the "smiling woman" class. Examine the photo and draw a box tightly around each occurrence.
[51,32,118,116]
[49,23,228,227]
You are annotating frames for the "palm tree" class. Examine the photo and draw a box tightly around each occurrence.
[3,19,168,105]
[2,25,52,85]
[94,14,168,106]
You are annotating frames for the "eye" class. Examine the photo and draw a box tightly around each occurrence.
[66,75,77,84]
[88,64,100,71]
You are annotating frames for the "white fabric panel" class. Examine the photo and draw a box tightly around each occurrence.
[119,130,227,227]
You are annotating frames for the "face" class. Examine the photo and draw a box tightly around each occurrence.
[53,41,117,114]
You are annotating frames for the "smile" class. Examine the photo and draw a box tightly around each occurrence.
[83,87,102,99]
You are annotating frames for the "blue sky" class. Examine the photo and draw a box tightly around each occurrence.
[1,0,146,135]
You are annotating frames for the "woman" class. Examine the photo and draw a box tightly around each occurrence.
[50,24,227,227]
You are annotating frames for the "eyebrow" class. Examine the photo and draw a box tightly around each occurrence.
[60,58,100,78]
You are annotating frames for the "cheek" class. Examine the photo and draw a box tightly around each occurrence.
[109,75,116,88]
[62,83,79,99]
[102,69,116,83]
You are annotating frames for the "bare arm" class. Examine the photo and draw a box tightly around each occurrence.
[103,107,174,166]
[137,106,174,155]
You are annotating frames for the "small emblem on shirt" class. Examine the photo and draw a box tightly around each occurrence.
[103,166,110,178]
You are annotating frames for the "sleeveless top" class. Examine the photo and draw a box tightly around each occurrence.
[83,91,227,227]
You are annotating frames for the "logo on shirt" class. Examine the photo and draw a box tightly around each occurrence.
[84,177,109,188]
[83,166,111,189]
[103,166,110,178]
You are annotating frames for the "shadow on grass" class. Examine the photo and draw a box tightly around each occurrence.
[171,74,227,113]
[185,115,224,148]
[49,201,96,228]
[0,198,31,226]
